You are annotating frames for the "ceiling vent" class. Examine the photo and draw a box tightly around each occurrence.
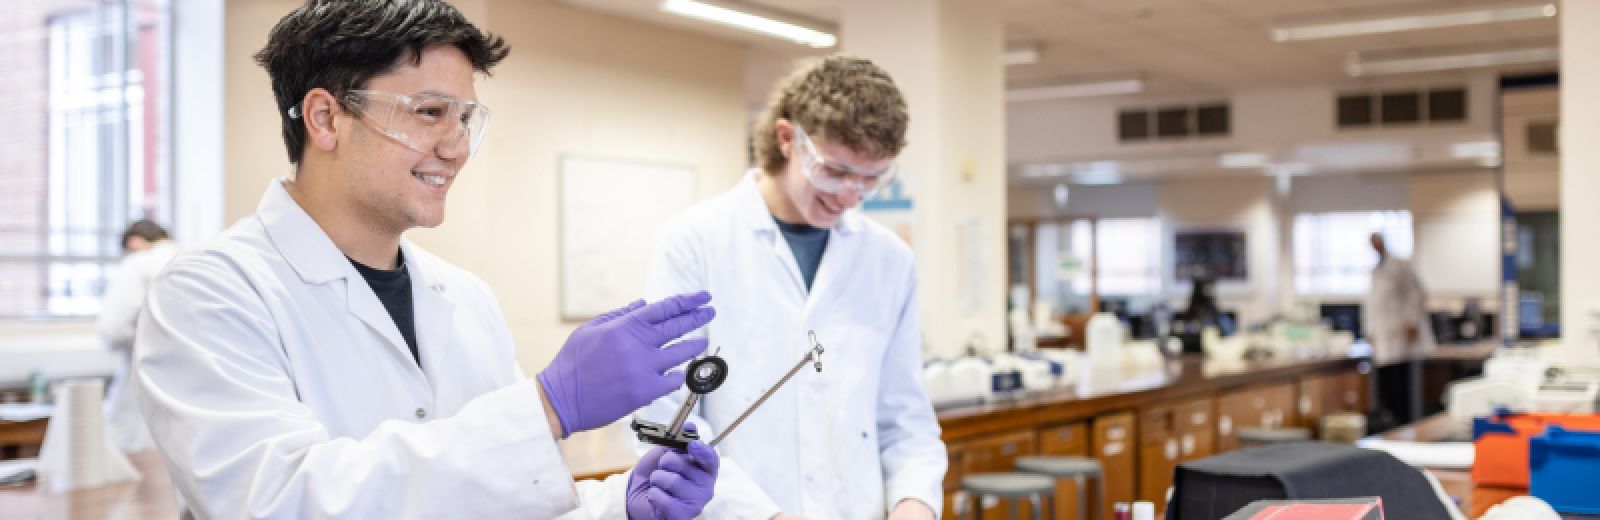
[1119,101,1230,142]
[1338,86,1467,129]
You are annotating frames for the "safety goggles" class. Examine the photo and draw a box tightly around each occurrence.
[790,123,898,198]
[290,89,491,157]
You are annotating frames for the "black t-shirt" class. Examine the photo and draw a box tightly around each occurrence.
[349,251,420,367]
[773,216,829,291]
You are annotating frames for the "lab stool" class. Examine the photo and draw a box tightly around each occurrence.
[960,473,1056,520]
[1015,455,1104,520]
[1235,427,1310,447]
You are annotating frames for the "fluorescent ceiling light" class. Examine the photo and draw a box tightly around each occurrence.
[1007,79,1143,102]
[1348,46,1557,76]
[1452,140,1501,159]
[1020,161,1123,185]
[1005,46,1040,66]
[661,0,836,48]
[1218,153,1267,169]
[1272,3,1556,42]
[1265,162,1311,177]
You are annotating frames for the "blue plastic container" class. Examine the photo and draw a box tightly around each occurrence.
[1530,425,1600,514]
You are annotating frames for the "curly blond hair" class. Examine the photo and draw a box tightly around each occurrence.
[753,55,908,174]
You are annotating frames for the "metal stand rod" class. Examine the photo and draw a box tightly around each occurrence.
[666,393,700,437]
[709,338,823,447]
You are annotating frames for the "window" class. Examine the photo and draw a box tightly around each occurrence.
[1023,217,1164,317]
[1293,211,1414,295]
[0,0,172,318]
[1096,218,1163,295]
[1033,219,1093,314]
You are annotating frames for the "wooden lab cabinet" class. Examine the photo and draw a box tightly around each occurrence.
[1215,383,1297,452]
[1298,374,1329,432]
[1330,369,1369,414]
[933,358,1379,519]
[1139,398,1215,512]
[945,429,1038,518]
[1038,422,1089,520]
[1094,412,1137,520]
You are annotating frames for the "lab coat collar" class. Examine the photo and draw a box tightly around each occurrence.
[734,170,862,238]
[256,178,447,379]
[257,178,352,285]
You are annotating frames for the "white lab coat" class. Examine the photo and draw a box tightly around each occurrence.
[639,173,947,518]
[135,179,627,519]
[97,239,178,453]
[1364,256,1437,358]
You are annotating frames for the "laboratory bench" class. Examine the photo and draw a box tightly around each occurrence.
[936,353,1372,519]
[0,343,1497,518]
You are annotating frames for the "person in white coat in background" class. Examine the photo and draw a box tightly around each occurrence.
[96,220,178,453]
[639,55,947,519]
[1364,231,1436,426]
[134,1,719,517]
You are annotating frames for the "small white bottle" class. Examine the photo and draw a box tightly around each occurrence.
[1086,312,1124,369]
[1132,501,1155,520]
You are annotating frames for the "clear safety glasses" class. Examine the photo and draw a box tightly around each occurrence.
[790,123,898,198]
[289,89,491,157]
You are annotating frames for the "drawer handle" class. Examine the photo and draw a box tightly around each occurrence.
[1219,416,1233,435]
[1299,396,1313,415]
[1192,411,1207,426]
[1181,434,1195,456]
[1107,426,1126,441]
[1165,438,1179,460]
[1104,441,1124,456]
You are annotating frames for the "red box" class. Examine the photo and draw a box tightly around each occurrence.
[1472,412,1600,488]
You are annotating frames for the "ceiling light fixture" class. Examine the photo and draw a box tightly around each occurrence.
[1271,3,1556,42]
[660,0,837,48]
[1347,46,1557,76]
[1218,153,1268,169]
[1006,79,1143,102]
[1005,46,1040,66]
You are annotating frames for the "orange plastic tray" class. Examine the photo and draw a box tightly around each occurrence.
[1472,413,1600,488]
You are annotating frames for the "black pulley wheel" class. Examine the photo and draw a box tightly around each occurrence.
[685,356,728,394]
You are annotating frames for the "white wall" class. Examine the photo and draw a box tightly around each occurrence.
[1503,87,1559,210]
[224,1,748,373]
[1561,0,1600,365]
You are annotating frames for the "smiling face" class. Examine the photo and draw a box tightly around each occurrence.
[333,45,478,234]
[771,120,895,228]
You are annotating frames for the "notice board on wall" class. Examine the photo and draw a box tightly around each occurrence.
[1174,229,1248,281]
[559,154,696,320]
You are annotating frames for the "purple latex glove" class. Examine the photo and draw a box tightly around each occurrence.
[539,292,715,437]
[628,424,720,520]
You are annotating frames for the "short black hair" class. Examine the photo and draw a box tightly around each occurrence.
[121,220,169,249]
[254,0,510,164]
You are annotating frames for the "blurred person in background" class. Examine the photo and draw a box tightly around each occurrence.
[96,219,178,453]
[1365,231,1434,426]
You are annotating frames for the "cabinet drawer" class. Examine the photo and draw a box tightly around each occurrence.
[961,429,1038,475]
[1039,422,1089,456]
[1094,412,1137,520]
[1141,405,1174,443]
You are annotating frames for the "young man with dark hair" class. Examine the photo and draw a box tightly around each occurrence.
[135,1,718,517]
[639,55,946,519]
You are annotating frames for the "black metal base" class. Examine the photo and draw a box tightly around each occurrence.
[630,418,698,450]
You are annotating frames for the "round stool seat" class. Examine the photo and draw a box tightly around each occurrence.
[1236,426,1311,445]
[1014,455,1102,477]
[961,473,1056,498]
